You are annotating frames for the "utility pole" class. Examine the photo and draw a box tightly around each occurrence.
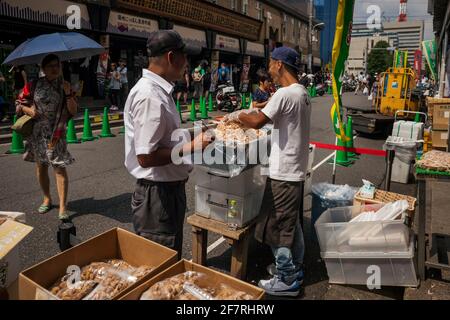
[308,0,313,74]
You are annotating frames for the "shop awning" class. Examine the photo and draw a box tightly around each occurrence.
[173,24,207,52]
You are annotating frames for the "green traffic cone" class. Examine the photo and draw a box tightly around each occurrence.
[241,93,246,109]
[99,106,115,138]
[119,126,125,135]
[176,100,183,122]
[336,135,353,166]
[327,85,333,95]
[66,118,80,144]
[81,108,96,142]
[308,86,312,96]
[8,115,25,154]
[312,85,317,97]
[200,96,208,119]
[248,93,253,109]
[208,94,214,112]
[189,99,197,121]
[346,116,358,159]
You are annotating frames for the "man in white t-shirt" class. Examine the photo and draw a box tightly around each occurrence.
[225,47,311,296]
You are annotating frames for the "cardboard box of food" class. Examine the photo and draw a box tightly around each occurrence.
[1,219,33,293]
[18,228,178,300]
[433,104,450,131]
[120,259,265,300]
[427,97,450,119]
[432,130,449,149]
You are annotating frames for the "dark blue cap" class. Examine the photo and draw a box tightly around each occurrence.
[271,47,301,71]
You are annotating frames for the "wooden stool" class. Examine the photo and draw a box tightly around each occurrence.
[187,214,256,280]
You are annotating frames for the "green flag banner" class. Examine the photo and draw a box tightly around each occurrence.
[330,0,355,142]
[422,40,437,81]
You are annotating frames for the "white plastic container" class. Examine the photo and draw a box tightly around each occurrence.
[391,156,411,184]
[195,185,264,227]
[314,203,411,254]
[322,238,418,287]
[192,165,266,197]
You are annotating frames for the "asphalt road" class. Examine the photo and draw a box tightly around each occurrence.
[0,92,416,299]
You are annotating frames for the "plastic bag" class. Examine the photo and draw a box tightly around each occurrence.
[312,183,357,204]
[197,124,272,178]
[140,271,255,300]
[48,259,154,300]
[384,136,417,163]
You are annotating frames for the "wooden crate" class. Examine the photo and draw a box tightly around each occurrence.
[353,189,416,219]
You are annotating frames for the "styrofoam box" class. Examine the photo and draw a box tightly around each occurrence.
[195,185,264,227]
[322,238,418,287]
[192,165,267,197]
[392,120,424,140]
[315,203,411,254]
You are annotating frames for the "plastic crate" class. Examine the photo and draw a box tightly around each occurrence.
[315,203,411,254]
[322,238,418,287]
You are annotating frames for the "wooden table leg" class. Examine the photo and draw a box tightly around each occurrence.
[192,226,207,266]
[417,179,427,281]
[228,234,250,280]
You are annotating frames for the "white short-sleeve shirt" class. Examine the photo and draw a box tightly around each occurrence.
[124,69,192,182]
[261,83,311,182]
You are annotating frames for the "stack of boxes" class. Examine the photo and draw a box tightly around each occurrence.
[427,97,450,151]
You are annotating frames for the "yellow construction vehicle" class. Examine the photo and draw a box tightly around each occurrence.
[346,52,422,135]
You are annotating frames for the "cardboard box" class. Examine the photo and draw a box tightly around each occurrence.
[1,220,33,291]
[427,97,450,118]
[432,130,449,149]
[120,259,265,300]
[433,104,450,130]
[19,228,177,300]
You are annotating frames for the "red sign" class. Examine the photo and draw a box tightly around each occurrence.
[414,50,422,80]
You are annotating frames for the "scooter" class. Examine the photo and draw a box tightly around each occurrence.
[216,81,242,113]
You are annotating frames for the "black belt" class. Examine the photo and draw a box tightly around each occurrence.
[137,179,187,187]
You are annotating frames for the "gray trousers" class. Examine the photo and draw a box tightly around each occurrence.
[131,179,187,260]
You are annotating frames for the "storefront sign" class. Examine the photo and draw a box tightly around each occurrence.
[173,25,206,48]
[0,0,91,29]
[117,0,261,41]
[215,35,240,54]
[107,11,157,38]
[246,41,265,58]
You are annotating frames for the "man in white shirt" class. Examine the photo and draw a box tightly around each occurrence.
[226,47,311,296]
[124,30,211,259]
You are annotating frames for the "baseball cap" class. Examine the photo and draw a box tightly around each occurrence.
[146,30,198,57]
[271,47,301,71]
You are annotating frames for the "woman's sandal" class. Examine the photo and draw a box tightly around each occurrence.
[58,212,70,221]
[38,203,52,214]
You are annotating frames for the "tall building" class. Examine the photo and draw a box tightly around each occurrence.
[383,21,424,67]
[314,0,338,66]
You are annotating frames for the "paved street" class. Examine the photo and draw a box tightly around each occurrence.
[0,92,428,299]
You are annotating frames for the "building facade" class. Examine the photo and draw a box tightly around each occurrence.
[347,35,394,75]
[383,21,424,67]
[0,0,321,100]
[314,0,338,67]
